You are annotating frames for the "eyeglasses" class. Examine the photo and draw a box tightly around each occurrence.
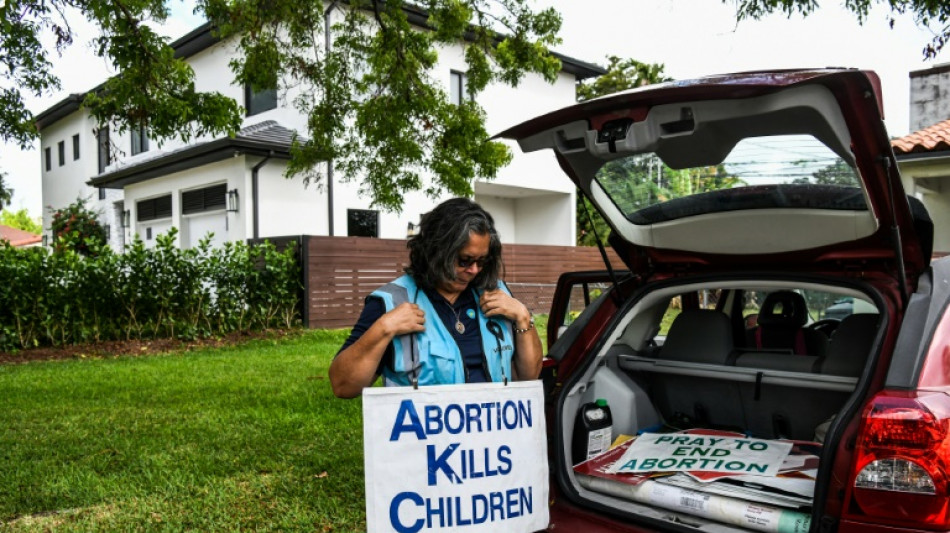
[457,255,490,269]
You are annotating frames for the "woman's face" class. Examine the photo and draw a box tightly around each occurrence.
[440,231,491,297]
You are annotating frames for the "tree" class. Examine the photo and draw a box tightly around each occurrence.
[734,0,950,59]
[792,159,857,186]
[575,57,671,246]
[0,172,10,209]
[576,56,670,102]
[50,198,107,256]
[0,0,563,212]
[0,208,42,234]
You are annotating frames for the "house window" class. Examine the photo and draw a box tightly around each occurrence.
[104,224,111,241]
[97,126,110,174]
[44,147,51,171]
[57,141,65,166]
[245,82,277,116]
[131,124,149,155]
[72,134,80,160]
[182,184,227,215]
[114,202,127,248]
[347,209,379,238]
[98,187,106,200]
[450,70,468,105]
[137,195,172,222]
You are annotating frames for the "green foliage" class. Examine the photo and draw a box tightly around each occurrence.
[733,0,950,59]
[0,172,10,208]
[792,159,859,185]
[598,156,743,207]
[0,208,41,234]
[574,56,670,246]
[49,198,107,256]
[582,156,743,247]
[0,231,301,351]
[577,195,612,247]
[205,0,562,212]
[665,166,744,199]
[0,0,563,212]
[576,55,671,103]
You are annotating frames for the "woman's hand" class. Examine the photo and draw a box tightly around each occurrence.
[330,302,425,398]
[481,288,542,380]
[479,289,531,330]
[380,302,426,336]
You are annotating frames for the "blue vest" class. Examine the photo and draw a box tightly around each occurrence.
[370,275,515,387]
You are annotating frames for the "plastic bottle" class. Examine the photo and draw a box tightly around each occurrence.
[572,398,613,465]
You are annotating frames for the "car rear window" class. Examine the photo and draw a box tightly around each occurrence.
[595,134,868,225]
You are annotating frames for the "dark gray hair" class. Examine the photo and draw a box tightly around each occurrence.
[406,198,502,291]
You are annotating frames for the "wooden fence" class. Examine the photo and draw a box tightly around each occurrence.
[270,235,622,329]
[253,236,950,330]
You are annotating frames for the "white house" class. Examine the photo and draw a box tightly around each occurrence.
[34,8,604,250]
[892,62,950,257]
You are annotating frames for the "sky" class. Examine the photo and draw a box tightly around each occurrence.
[2,0,949,218]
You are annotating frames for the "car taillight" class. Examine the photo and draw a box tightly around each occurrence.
[845,390,950,529]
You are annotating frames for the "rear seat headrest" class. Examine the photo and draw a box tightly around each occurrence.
[661,309,734,365]
[757,290,808,327]
[821,313,880,376]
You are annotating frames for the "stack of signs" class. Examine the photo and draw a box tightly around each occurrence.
[573,430,818,533]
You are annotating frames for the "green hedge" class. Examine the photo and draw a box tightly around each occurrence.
[0,229,300,351]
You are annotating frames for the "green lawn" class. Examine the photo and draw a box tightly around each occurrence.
[0,320,551,532]
[0,330,367,532]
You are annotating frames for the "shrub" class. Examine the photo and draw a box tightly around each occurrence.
[0,231,300,352]
[49,198,108,256]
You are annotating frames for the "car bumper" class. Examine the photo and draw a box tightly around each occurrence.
[543,496,657,532]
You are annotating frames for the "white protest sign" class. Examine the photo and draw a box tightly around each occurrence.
[608,433,792,476]
[362,381,549,533]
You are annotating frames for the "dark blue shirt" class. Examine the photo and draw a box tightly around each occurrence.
[337,286,490,383]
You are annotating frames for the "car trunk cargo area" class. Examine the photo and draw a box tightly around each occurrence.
[558,278,884,533]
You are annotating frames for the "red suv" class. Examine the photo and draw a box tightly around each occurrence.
[499,69,950,532]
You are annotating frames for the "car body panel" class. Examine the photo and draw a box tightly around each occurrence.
[543,491,658,532]
[498,69,927,288]
[884,260,950,389]
[505,69,950,533]
[908,261,950,389]
[546,270,629,349]
[837,521,934,533]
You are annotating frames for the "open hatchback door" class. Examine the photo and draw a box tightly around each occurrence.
[498,69,929,286]
[495,70,950,533]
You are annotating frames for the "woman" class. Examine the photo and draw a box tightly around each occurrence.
[330,198,543,398]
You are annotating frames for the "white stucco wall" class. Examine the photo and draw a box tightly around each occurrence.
[514,193,574,245]
[39,110,124,244]
[40,114,90,211]
[475,195,516,242]
[899,160,950,255]
[925,191,950,255]
[429,42,577,245]
[255,160,326,238]
[123,158,245,248]
[474,191,574,245]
